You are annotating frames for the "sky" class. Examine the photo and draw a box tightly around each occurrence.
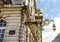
[36,0,60,42]
[36,0,60,19]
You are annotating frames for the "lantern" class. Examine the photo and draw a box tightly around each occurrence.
[52,23,56,31]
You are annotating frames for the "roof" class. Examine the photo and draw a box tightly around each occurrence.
[52,33,60,42]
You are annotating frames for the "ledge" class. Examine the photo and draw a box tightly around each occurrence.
[0,4,24,8]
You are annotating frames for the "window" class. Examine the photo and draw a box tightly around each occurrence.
[9,30,15,35]
[0,29,5,42]
[0,29,1,33]
[0,19,6,42]
[0,34,4,38]
[3,0,12,4]
[0,19,7,27]
[12,0,24,5]
[2,29,5,33]
[0,39,3,42]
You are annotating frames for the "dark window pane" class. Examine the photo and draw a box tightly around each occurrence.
[9,30,15,35]
[1,34,4,38]
[3,0,12,4]
[0,23,2,27]
[2,29,5,33]
[0,33,1,38]
[0,39,3,42]
[0,29,1,33]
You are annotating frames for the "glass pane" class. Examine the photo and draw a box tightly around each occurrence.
[12,0,23,4]
[0,23,2,27]
[1,34,4,38]
[0,29,1,33]
[2,20,7,27]
[0,34,1,38]
[0,39,3,42]
[2,29,5,33]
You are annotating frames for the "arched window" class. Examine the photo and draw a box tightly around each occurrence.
[0,19,7,27]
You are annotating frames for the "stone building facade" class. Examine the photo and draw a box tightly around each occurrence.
[0,0,36,42]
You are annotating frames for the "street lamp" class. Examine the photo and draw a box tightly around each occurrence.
[43,19,56,31]
[35,9,56,42]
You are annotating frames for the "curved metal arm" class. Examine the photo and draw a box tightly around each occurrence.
[42,19,54,26]
[42,19,56,31]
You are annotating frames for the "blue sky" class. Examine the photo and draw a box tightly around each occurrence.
[36,0,60,19]
[36,0,60,42]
